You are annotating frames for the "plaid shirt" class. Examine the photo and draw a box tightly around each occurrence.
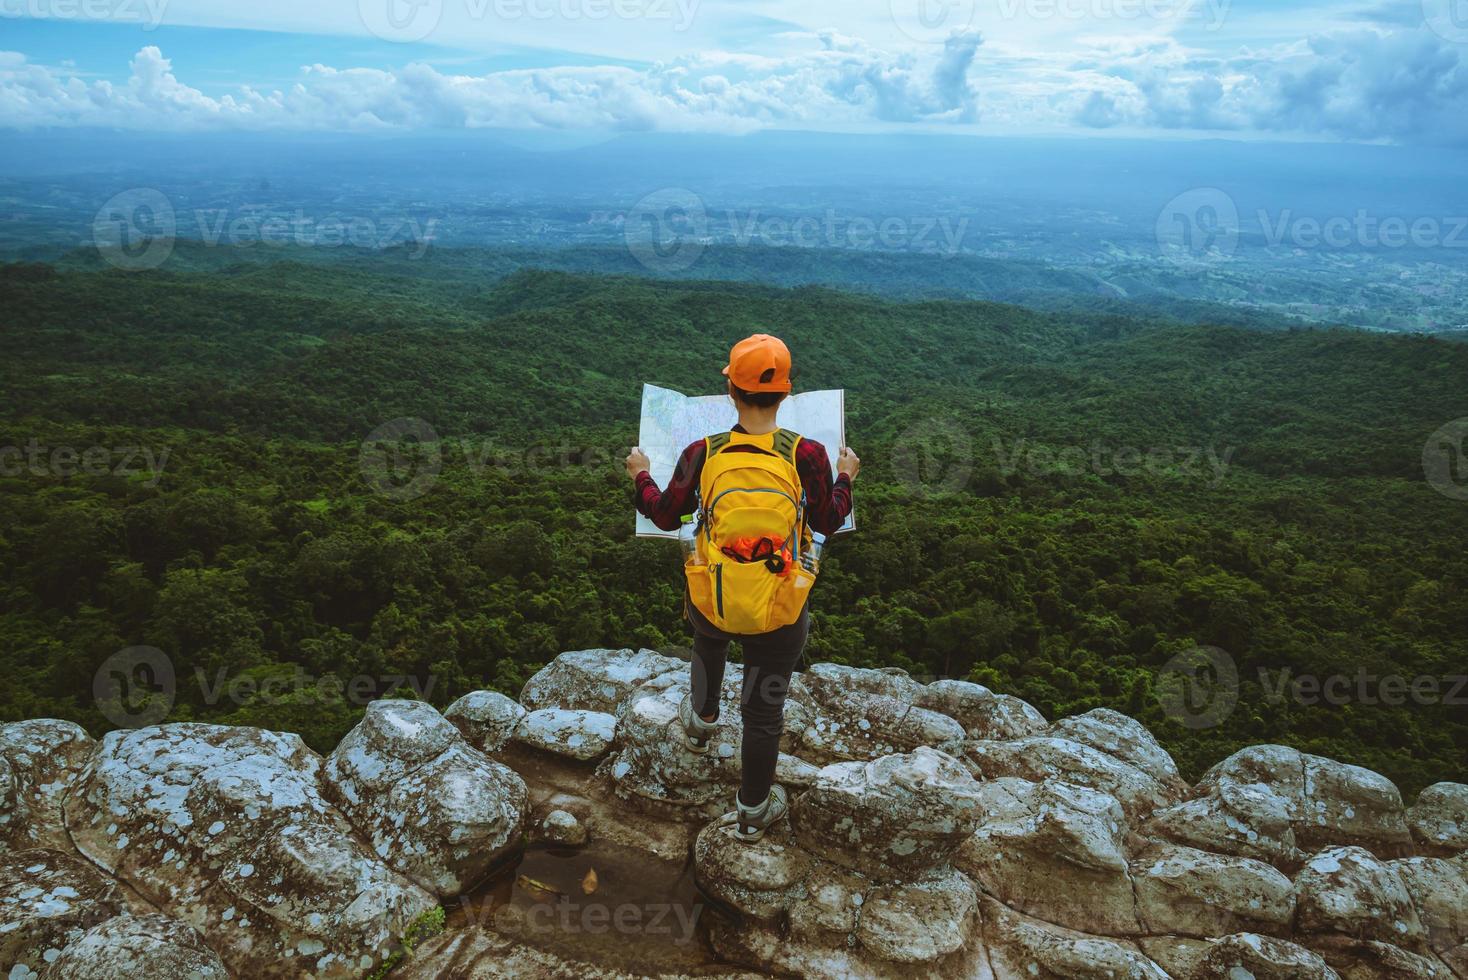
[634,427,853,535]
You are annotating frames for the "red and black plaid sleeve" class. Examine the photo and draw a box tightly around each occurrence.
[794,438,853,535]
[633,440,706,531]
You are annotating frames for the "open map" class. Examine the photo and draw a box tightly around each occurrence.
[636,383,854,538]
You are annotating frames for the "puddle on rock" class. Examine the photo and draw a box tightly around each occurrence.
[448,840,729,974]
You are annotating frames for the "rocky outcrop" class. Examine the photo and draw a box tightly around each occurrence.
[1,648,1463,979]
[1131,841,1296,939]
[1148,745,1416,865]
[1294,846,1426,949]
[323,699,529,896]
[953,777,1139,935]
[39,912,228,979]
[1410,783,1468,855]
[443,690,526,753]
[0,720,94,852]
[0,848,123,976]
[65,723,439,978]
[512,708,617,762]
[518,648,684,716]
[964,726,1184,820]
[790,747,984,879]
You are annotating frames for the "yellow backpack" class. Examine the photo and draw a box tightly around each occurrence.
[684,429,817,634]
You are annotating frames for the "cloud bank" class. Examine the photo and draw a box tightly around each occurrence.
[0,34,982,133]
[0,20,1465,143]
[1067,29,1468,144]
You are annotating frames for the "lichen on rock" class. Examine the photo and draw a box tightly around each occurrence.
[0,720,95,853]
[323,699,528,896]
[63,722,438,978]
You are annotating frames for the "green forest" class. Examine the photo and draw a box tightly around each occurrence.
[2,244,1465,794]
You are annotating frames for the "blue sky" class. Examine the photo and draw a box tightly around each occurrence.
[1,0,1465,141]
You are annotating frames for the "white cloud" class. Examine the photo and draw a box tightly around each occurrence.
[1,17,1465,143]
[1070,27,1468,143]
[0,39,984,133]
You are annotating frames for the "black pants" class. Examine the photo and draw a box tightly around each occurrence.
[686,598,809,807]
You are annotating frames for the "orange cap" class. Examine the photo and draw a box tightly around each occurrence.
[722,334,793,393]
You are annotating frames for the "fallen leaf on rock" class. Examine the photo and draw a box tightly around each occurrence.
[582,867,599,895]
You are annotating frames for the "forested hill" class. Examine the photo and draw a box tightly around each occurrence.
[15,236,1332,331]
[2,253,1465,795]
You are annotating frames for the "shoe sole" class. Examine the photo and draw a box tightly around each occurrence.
[685,735,709,755]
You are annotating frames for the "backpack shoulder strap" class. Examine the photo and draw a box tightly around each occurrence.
[771,428,801,468]
[707,431,733,457]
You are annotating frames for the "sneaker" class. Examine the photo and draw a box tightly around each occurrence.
[731,785,788,843]
[678,694,718,755]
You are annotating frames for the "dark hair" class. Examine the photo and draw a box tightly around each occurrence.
[730,383,788,409]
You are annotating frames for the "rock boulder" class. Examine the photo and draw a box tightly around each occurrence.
[64,723,437,978]
[953,778,1139,935]
[1294,846,1425,950]
[442,691,526,754]
[0,848,122,976]
[791,747,984,880]
[38,912,228,980]
[518,648,682,715]
[323,699,528,896]
[1408,783,1468,855]
[0,721,95,853]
